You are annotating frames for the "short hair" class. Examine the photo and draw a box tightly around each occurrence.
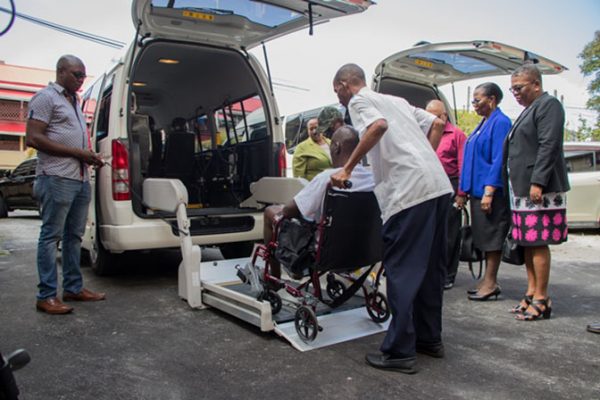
[512,64,542,83]
[334,63,366,85]
[332,125,359,151]
[56,55,83,71]
[475,82,504,105]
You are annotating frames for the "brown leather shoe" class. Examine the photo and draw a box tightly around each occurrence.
[63,288,106,302]
[36,298,73,314]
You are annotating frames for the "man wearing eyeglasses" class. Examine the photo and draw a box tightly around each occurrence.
[26,55,105,315]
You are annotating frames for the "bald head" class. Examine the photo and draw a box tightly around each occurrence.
[329,125,359,168]
[333,63,367,107]
[425,100,448,122]
[333,63,366,86]
[57,55,84,72]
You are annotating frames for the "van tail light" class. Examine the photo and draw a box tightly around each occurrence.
[278,143,287,177]
[111,139,130,201]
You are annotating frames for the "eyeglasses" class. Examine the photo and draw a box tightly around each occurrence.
[71,71,87,80]
[509,82,531,94]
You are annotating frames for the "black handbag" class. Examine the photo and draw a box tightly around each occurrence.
[459,208,484,279]
[274,218,315,277]
[502,230,525,265]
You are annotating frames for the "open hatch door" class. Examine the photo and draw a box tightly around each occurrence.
[132,0,374,49]
[375,40,568,86]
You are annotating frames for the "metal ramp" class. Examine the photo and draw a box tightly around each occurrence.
[200,257,390,351]
[142,178,389,351]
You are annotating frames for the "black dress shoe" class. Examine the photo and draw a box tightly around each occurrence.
[416,342,445,358]
[587,322,600,334]
[365,353,417,374]
[443,281,454,290]
[468,286,501,301]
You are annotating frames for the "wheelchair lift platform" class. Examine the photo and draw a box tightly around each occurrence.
[142,178,389,352]
[200,257,390,352]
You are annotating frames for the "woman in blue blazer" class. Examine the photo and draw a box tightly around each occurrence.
[458,82,512,301]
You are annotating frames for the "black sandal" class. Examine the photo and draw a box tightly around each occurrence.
[509,295,533,314]
[516,298,552,321]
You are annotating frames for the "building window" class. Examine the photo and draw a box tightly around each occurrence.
[0,99,28,122]
[0,134,21,151]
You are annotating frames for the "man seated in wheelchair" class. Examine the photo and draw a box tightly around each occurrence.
[263,126,375,279]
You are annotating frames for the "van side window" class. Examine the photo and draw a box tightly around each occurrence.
[81,75,105,142]
[214,95,265,147]
[284,114,301,151]
[96,90,112,142]
[565,149,600,172]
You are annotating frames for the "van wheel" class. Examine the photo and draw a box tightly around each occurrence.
[0,195,8,218]
[88,236,117,276]
[220,241,255,259]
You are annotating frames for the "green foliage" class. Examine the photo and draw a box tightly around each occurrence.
[579,31,600,124]
[565,116,600,142]
[455,110,482,135]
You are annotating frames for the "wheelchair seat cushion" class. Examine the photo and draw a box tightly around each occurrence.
[274,218,315,278]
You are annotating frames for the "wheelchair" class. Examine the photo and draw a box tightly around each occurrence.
[238,189,390,343]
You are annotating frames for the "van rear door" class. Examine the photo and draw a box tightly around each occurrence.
[132,0,374,49]
[374,40,568,87]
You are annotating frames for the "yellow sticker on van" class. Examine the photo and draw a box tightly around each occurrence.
[182,10,215,21]
[414,59,433,68]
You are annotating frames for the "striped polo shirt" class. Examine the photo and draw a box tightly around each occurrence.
[28,82,89,181]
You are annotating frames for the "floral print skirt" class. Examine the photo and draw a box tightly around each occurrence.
[509,191,568,246]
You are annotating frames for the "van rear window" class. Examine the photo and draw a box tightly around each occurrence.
[151,0,302,28]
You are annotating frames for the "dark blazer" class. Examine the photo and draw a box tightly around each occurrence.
[503,92,570,197]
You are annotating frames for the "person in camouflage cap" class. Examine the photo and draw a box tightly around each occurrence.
[317,106,345,139]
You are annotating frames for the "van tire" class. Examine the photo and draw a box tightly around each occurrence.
[88,235,118,276]
[0,195,8,218]
[220,241,255,259]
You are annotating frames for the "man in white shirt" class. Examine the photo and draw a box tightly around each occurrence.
[330,64,452,374]
[264,126,375,279]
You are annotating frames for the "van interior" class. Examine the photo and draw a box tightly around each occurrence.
[377,78,441,110]
[128,41,276,219]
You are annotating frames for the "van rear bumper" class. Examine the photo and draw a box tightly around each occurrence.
[98,214,263,252]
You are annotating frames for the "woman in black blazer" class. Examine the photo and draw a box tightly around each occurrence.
[505,64,570,321]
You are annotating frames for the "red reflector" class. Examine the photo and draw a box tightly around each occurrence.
[278,144,287,177]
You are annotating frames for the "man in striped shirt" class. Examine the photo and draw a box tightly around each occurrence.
[26,55,105,315]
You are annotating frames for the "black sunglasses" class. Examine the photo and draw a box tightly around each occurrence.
[71,71,87,80]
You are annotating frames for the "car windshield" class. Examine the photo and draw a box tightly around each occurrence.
[151,0,302,28]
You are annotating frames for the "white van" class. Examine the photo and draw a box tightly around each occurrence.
[79,0,373,274]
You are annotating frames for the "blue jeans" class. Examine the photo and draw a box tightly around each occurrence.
[34,175,91,300]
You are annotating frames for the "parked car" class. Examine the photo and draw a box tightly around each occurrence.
[564,142,600,229]
[78,0,374,275]
[0,157,38,217]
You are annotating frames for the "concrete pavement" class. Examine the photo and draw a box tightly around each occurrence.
[0,213,598,399]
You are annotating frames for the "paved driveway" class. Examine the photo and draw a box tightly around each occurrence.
[1,212,599,400]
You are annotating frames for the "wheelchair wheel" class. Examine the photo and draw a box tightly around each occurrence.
[326,278,346,300]
[366,292,390,323]
[262,290,282,315]
[294,305,319,342]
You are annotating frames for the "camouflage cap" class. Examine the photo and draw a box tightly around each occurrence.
[317,106,343,134]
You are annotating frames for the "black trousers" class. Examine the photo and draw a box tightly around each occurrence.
[446,177,462,282]
[380,194,450,357]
